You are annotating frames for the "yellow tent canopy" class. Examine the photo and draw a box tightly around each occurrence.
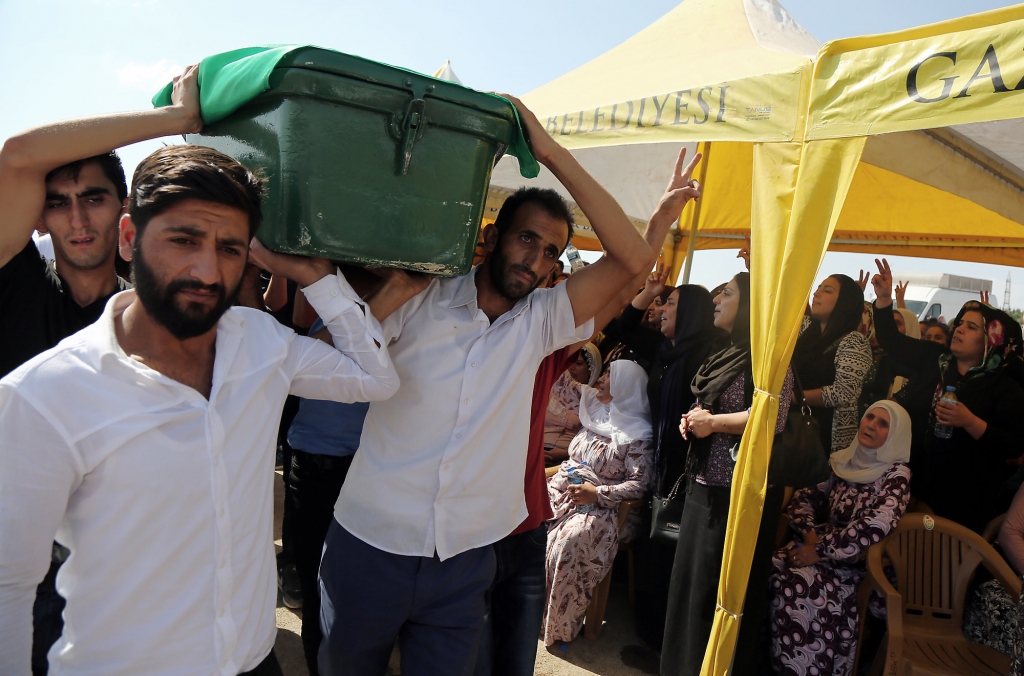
[487,2,1024,675]
[487,0,1024,277]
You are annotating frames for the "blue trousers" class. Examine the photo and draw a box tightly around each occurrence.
[473,525,547,676]
[318,520,496,676]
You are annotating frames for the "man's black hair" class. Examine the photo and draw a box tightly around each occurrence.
[129,145,265,238]
[45,151,128,202]
[492,187,574,249]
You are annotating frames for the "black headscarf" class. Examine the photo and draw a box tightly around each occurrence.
[688,273,752,476]
[647,285,720,490]
[792,274,864,375]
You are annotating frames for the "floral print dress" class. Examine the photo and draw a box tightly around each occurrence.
[542,428,653,644]
[768,464,911,675]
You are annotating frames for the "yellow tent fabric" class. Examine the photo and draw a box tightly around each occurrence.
[701,134,866,674]
[486,2,1024,673]
[488,0,1024,273]
[705,6,1024,675]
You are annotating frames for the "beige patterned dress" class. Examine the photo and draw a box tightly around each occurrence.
[542,428,653,644]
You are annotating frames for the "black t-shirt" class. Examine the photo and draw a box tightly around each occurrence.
[0,240,128,377]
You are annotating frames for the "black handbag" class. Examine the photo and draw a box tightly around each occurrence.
[650,472,686,544]
[767,374,831,490]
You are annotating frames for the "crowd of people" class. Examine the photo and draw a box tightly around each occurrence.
[1,63,1024,676]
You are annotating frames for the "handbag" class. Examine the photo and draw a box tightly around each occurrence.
[650,472,686,544]
[767,374,831,490]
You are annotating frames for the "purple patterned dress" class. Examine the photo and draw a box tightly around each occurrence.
[768,464,911,675]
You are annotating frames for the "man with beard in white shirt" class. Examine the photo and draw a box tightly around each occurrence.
[317,96,657,676]
[0,99,426,673]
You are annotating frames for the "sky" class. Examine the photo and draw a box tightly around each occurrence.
[1,0,1019,307]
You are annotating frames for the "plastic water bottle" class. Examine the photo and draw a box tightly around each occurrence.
[567,465,595,514]
[933,386,957,439]
[565,243,585,273]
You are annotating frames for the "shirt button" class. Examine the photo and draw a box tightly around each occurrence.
[470,362,476,368]
[463,398,470,405]
[331,290,339,297]
[436,498,443,505]
[444,463,450,470]
[455,433,462,439]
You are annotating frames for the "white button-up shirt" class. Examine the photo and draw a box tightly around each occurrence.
[335,268,592,560]
[0,272,398,676]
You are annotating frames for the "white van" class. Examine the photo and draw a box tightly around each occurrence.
[896,273,992,322]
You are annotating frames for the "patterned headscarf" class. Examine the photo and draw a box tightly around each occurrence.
[931,301,1024,414]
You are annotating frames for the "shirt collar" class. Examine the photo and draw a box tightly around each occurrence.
[82,290,258,391]
[447,266,534,325]
[449,267,481,310]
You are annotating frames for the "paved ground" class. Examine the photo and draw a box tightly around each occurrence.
[272,470,659,676]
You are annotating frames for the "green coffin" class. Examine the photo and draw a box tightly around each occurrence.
[185,47,524,276]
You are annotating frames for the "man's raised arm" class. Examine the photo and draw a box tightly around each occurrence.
[0,64,203,267]
[502,95,656,326]
[568,147,703,346]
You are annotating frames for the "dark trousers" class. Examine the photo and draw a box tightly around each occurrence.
[239,650,283,676]
[287,450,353,676]
[32,543,68,676]
[661,483,731,676]
[318,520,496,676]
[660,482,784,676]
[473,525,547,676]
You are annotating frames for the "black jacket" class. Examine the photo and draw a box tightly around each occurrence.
[873,302,1024,532]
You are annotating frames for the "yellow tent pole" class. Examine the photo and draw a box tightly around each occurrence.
[681,141,712,284]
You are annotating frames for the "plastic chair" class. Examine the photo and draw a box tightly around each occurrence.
[853,512,1021,676]
[981,513,1007,545]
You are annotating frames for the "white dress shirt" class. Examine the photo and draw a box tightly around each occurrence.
[335,268,593,560]
[0,271,398,676]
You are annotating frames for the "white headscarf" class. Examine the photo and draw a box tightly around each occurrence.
[579,360,653,447]
[896,308,921,339]
[829,400,912,484]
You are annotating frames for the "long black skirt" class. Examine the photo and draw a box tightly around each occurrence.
[660,481,783,676]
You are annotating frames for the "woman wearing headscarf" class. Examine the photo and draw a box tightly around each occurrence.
[597,270,675,372]
[543,343,602,465]
[626,282,719,649]
[793,274,874,452]
[542,359,654,645]
[661,273,795,676]
[768,401,913,676]
[871,258,1024,533]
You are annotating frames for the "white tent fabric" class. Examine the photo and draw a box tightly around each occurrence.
[487,0,820,242]
[432,59,463,85]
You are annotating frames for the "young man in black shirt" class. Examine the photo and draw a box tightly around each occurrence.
[0,64,203,674]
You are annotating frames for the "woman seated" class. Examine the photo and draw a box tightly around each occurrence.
[870,258,1024,533]
[543,343,601,465]
[768,401,912,676]
[542,359,653,645]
